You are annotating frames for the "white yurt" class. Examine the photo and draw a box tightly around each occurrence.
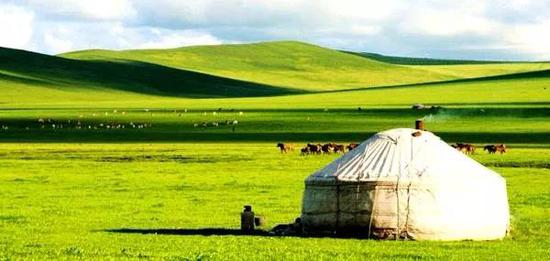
[301,128,509,240]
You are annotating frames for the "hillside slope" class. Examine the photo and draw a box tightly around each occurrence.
[347,51,550,78]
[3,41,550,106]
[344,51,506,65]
[61,41,458,91]
[0,47,298,99]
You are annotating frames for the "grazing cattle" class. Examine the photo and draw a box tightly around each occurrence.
[277,143,295,153]
[306,143,322,154]
[495,144,507,154]
[333,144,346,154]
[465,144,476,155]
[321,143,335,154]
[453,143,476,155]
[484,145,497,154]
[484,144,506,154]
[300,147,310,155]
[347,143,359,151]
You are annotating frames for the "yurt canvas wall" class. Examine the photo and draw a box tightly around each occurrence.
[301,128,509,240]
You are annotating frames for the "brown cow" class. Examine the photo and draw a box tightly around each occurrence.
[321,143,335,154]
[485,144,506,154]
[483,145,497,154]
[465,144,476,154]
[454,143,476,155]
[333,144,346,154]
[346,143,359,151]
[495,144,507,154]
[306,143,322,154]
[276,143,294,153]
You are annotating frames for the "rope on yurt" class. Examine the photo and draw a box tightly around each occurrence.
[395,136,406,240]
[400,133,428,239]
[403,180,413,239]
[335,182,340,230]
[399,135,415,239]
[335,162,342,231]
[368,184,378,238]
[395,133,415,239]
[395,174,401,240]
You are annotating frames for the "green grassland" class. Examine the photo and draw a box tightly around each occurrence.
[0,144,548,259]
[2,65,550,108]
[0,107,549,144]
[408,63,550,79]
[0,41,549,259]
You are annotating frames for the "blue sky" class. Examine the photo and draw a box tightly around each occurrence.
[1,0,549,60]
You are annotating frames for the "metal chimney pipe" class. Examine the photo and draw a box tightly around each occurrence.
[415,119,424,130]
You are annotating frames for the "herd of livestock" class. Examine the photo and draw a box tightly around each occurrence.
[277,142,507,155]
[451,143,507,154]
[277,143,359,155]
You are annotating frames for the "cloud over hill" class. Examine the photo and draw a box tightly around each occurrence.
[0,0,549,60]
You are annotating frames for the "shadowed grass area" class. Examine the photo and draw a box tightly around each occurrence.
[1,107,548,144]
[1,131,549,145]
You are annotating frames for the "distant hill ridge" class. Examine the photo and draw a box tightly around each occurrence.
[60,41,459,91]
[342,51,542,65]
[1,40,550,102]
[0,46,299,98]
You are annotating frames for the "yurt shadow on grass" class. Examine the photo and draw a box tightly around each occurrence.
[301,128,510,240]
[103,228,373,239]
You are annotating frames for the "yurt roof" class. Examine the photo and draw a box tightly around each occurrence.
[307,128,502,184]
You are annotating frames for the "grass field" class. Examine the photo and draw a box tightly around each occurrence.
[0,144,549,259]
[1,41,549,259]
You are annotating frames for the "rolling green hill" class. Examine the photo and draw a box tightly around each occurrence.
[61,41,459,91]
[61,41,550,91]
[2,40,550,106]
[0,47,299,99]
[346,50,550,78]
[345,51,508,65]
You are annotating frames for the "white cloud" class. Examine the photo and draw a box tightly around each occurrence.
[136,29,222,49]
[403,10,499,36]
[320,0,400,21]
[506,19,550,59]
[1,0,549,60]
[26,0,136,21]
[43,28,74,54]
[0,4,34,49]
[29,21,222,54]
